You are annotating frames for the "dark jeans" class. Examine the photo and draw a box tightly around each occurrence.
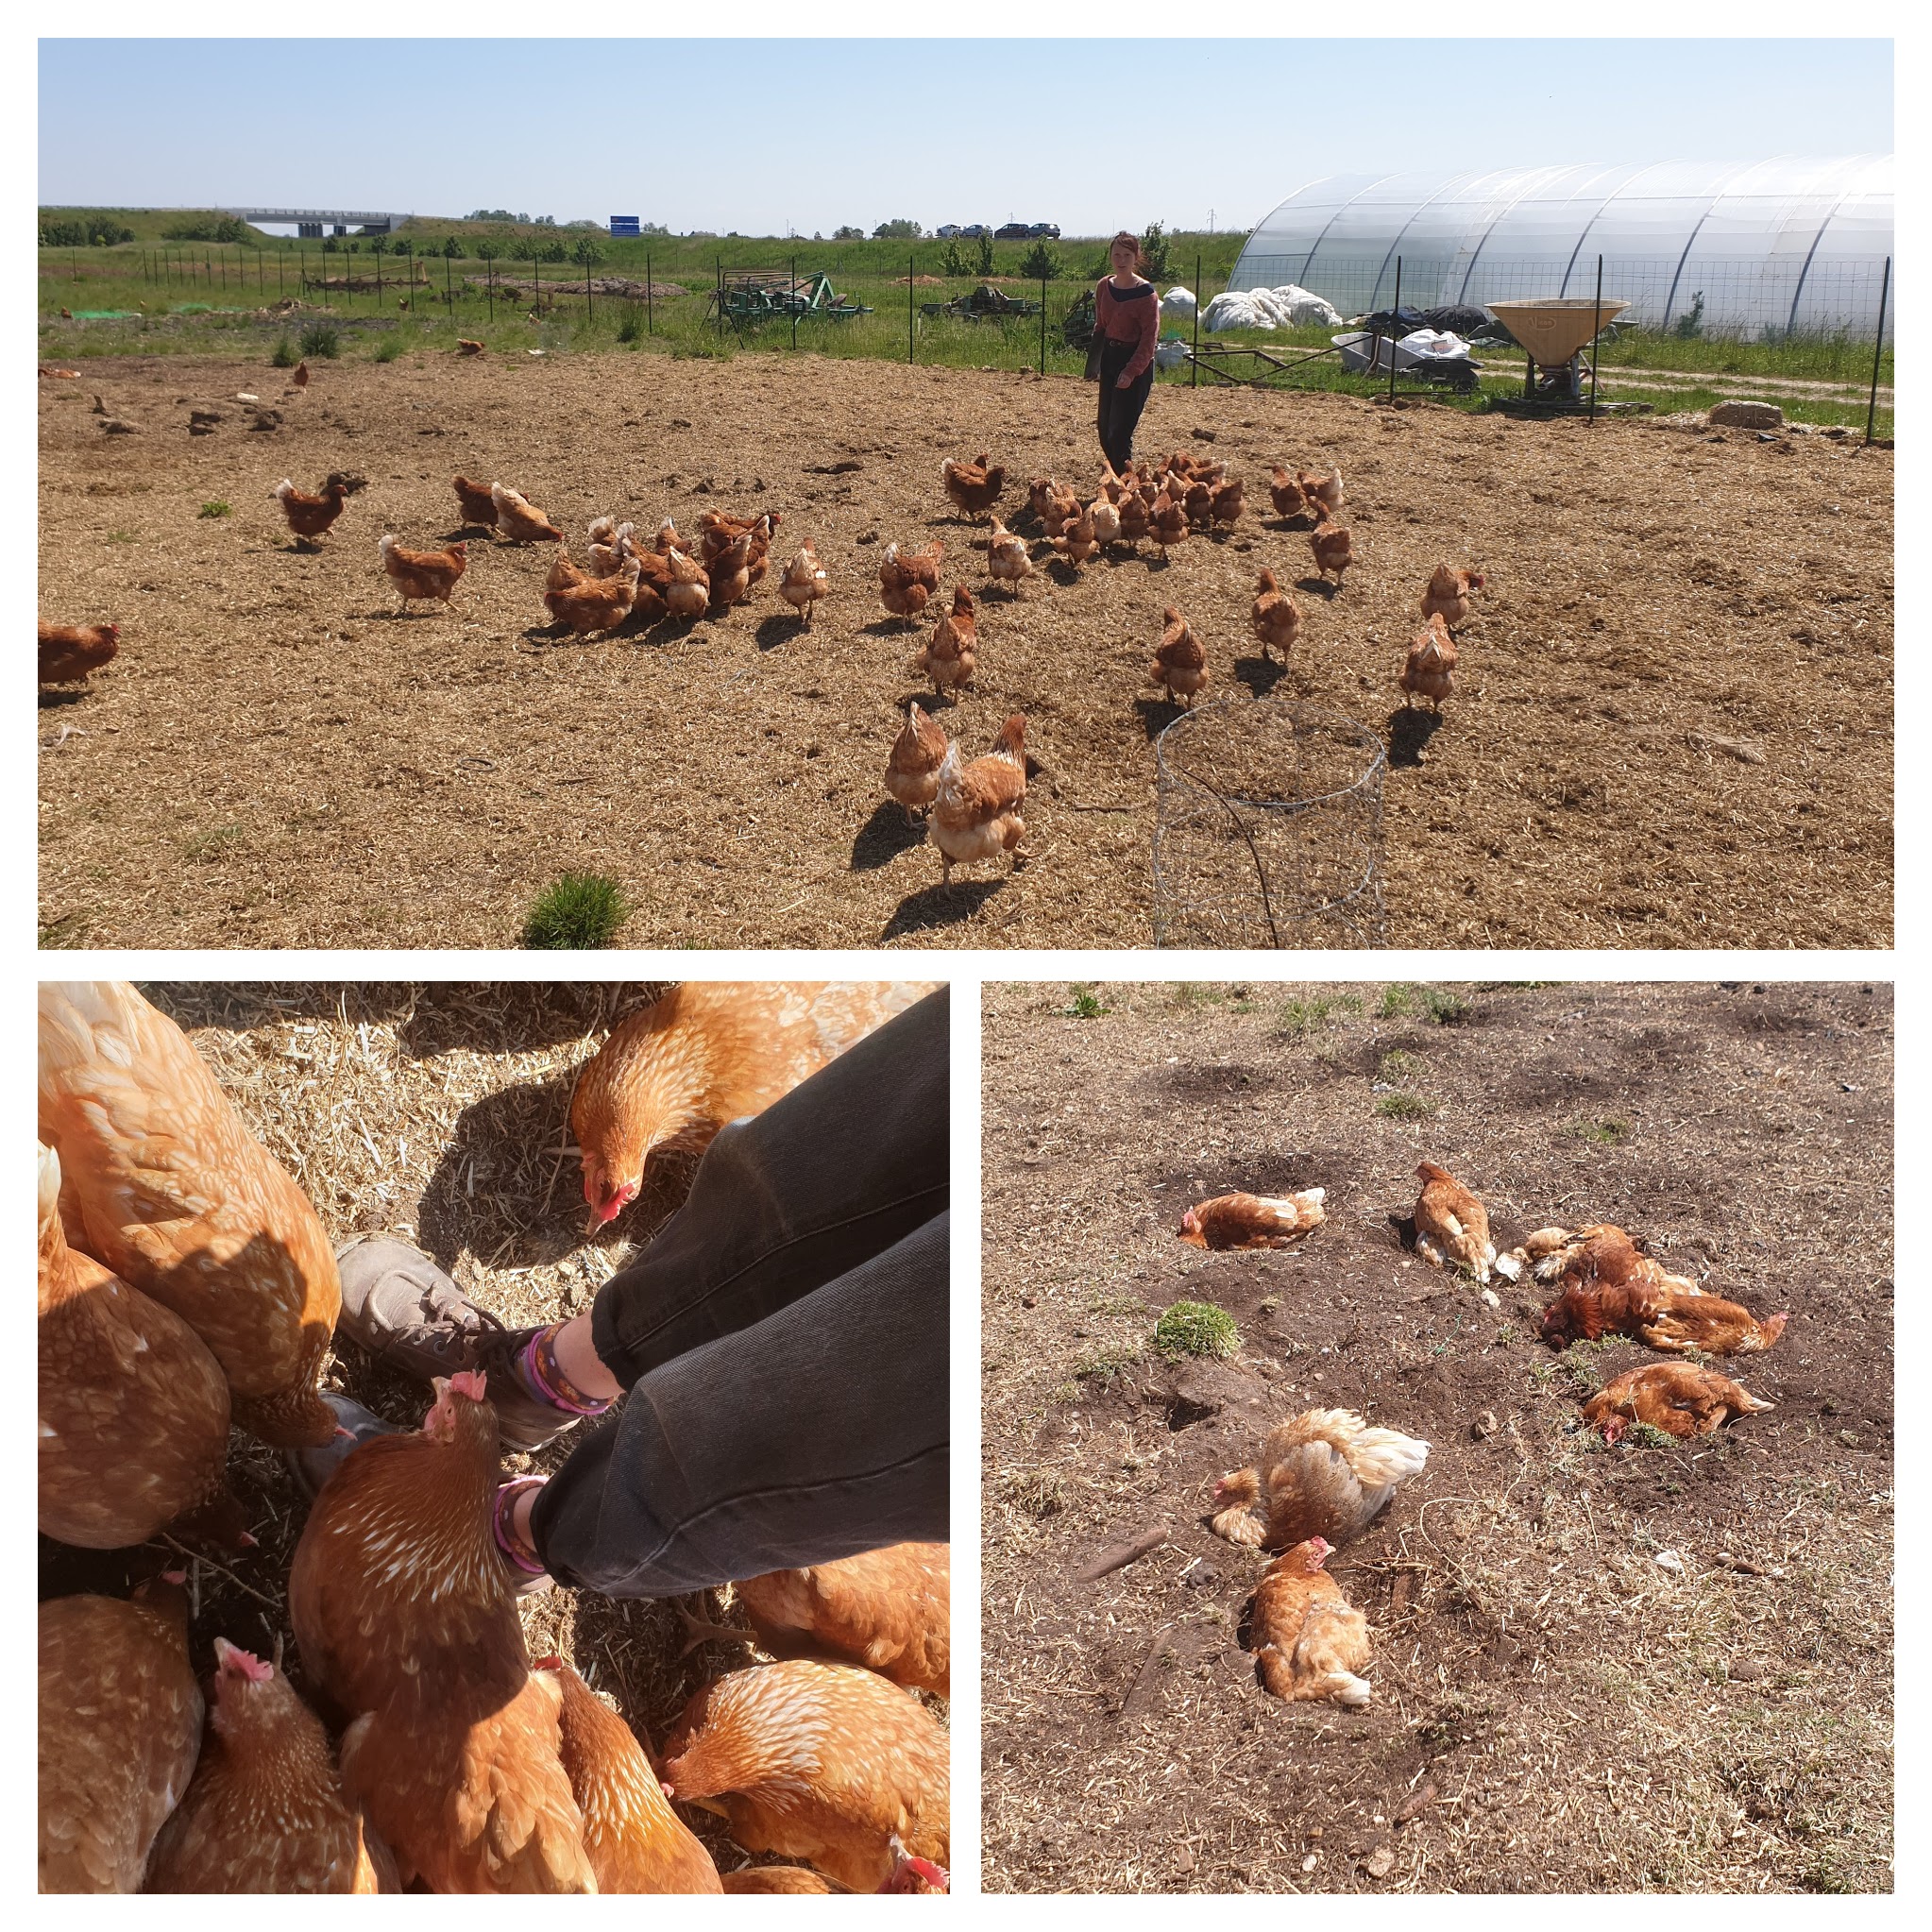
[529,987,950,1596]
[1097,336,1154,472]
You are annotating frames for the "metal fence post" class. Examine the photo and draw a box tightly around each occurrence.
[1867,255,1890,446]
[1588,253,1604,425]
[908,251,915,364]
[1387,256,1401,403]
[1192,253,1201,388]
[1039,270,1047,375]
[646,251,652,335]
[792,253,799,351]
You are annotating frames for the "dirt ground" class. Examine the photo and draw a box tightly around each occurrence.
[38,352,1890,950]
[981,980,1892,1893]
[38,980,948,1888]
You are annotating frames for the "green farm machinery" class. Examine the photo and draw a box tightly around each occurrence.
[710,270,869,328]
[922,281,1042,323]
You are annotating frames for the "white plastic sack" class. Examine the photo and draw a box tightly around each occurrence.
[1398,328,1469,360]
[1154,335,1189,369]
[1161,285,1197,323]
[1201,283,1345,333]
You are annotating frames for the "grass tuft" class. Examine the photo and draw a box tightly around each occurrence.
[269,334,298,368]
[1062,985,1106,1019]
[520,872,629,950]
[198,499,230,518]
[1154,1299,1239,1360]
[1376,1091,1437,1119]
[297,321,340,359]
[371,333,407,363]
[1277,991,1359,1038]
[1568,1116,1633,1144]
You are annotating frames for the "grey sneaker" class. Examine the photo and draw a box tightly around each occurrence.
[331,1235,582,1453]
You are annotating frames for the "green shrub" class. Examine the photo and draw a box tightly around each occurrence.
[297,321,340,359]
[1018,241,1062,281]
[269,334,298,367]
[162,214,250,245]
[522,873,629,949]
[1140,221,1172,281]
[1155,1300,1240,1360]
[42,216,135,247]
[615,304,644,344]
[372,333,406,363]
[198,500,230,518]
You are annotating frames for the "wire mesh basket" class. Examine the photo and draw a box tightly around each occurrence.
[1152,694,1387,949]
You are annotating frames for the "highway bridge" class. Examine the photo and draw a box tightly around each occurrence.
[226,208,412,237]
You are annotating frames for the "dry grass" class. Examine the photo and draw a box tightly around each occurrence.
[38,350,1890,950]
[40,980,946,1885]
[981,980,1892,1892]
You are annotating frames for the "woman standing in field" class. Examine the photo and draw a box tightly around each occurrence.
[1093,230,1160,474]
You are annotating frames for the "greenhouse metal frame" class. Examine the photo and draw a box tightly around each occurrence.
[1230,156,1892,340]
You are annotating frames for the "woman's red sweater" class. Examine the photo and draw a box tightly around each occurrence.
[1094,276,1160,382]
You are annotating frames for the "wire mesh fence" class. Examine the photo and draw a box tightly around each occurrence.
[1152,694,1387,950]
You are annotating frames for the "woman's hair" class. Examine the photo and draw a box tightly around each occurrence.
[1108,230,1144,272]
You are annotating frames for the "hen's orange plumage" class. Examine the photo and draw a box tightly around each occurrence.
[1582,1363,1775,1442]
[1400,615,1457,711]
[379,534,466,611]
[942,453,1007,518]
[1267,466,1308,520]
[39,621,120,684]
[1212,1410,1430,1552]
[489,482,564,544]
[880,539,944,622]
[146,1640,392,1893]
[1250,1537,1372,1704]
[39,1583,203,1893]
[729,1542,951,1696]
[452,475,499,528]
[1150,605,1208,708]
[1413,1161,1497,1282]
[721,1864,840,1891]
[290,1374,596,1893]
[1178,1190,1326,1251]
[568,980,937,1228]
[1419,562,1484,629]
[38,1142,246,1551]
[1310,513,1353,585]
[1541,1280,1786,1355]
[930,714,1026,886]
[661,1660,949,1894]
[537,1657,721,1893]
[886,703,950,822]
[1250,569,1300,664]
[779,540,829,622]
[917,585,977,695]
[273,477,348,544]
[38,981,342,1449]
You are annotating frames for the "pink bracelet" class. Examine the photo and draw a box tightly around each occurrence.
[492,1477,549,1575]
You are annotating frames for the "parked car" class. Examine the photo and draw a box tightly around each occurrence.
[994,222,1032,242]
[959,224,989,239]
[935,224,960,239]
[1028,223,1061,239]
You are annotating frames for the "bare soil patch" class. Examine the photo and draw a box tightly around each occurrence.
[982,980,1891,1892]
[39,353,1890,949]
[39,981,946,1884]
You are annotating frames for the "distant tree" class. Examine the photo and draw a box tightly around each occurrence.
[572,236,605,268]
[322,235,340,254]
[873,218,923,240]
[977,231,995,277]
[564,219,602,230]
[369,234,389,260]
[533,214,558,228]
[468,209,517,222]
[941,241,972,279]
[475,239,498,263]
[1018,241,1062,281]
[1139,221,1171,281]
[539,238,568,263]
[390,237,414,258]
[638,221,670,236]
[833,225,865,241]
[443,235,465,259]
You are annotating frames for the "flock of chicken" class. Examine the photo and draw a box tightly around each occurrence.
[39,385,1491,903]
[38,979,948,1893]
[1167,1161,1786,1705]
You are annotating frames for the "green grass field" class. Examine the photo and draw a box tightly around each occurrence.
[38,212,1892,435]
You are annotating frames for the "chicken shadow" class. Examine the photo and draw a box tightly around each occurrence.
[1232,653,1288,699]
[851,799,930,872]
[1296,576,1342,601]
[38,688,90,710]
[144,980,425,1037]
[1384,706,1447,768]
[392,980,663,1060]
[755,614,799,652]
[1135,694,1187,740]
[863,617,922,638]
[880,877,1006,938]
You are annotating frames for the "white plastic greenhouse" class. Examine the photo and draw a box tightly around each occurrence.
[1229,156,1892,340]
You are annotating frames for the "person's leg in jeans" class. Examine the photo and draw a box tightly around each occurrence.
[529,1207,949,1596]
[1108,361,1153,472]
[1097,339,1132,471]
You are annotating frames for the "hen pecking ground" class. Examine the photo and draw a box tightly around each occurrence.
[981,979,1891,1893]
[38,351,1890,950]
[36,979,948,1887]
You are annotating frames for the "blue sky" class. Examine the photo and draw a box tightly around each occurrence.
[40,39,1892,236]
